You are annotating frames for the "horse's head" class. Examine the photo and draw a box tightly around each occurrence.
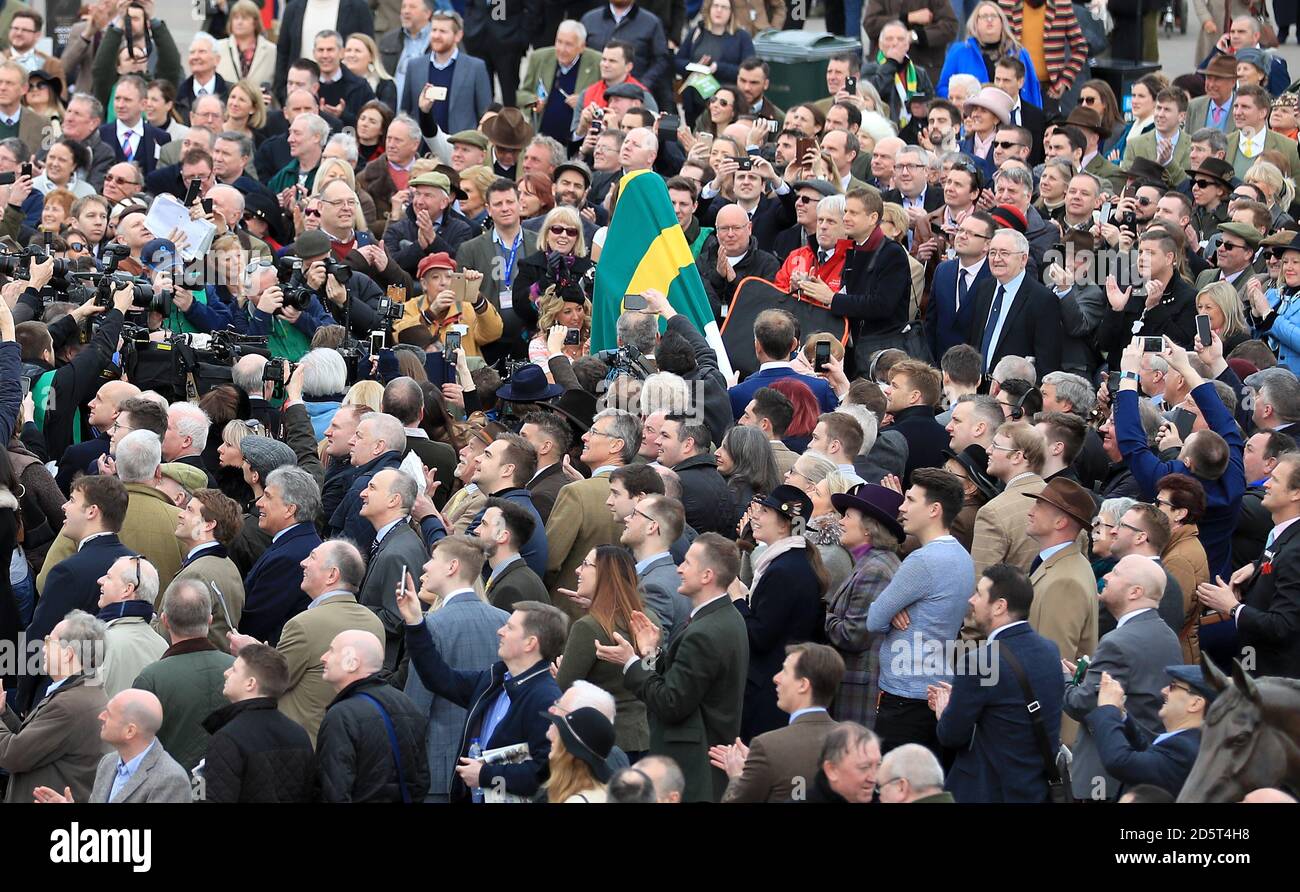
[1178,655,1299,802]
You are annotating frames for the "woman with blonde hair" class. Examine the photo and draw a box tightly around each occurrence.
[223,80,268,140]
[879,202,925,325]
[555,546,656,758]
[514,205,593,337]
[1244,160,1298,230]
[215,0,278,88]
[937,1,1041,105]
[458,164,496,229]
[217,418,266,504]
[343,380,384,413]
[527,290,592,373]
[542,703,617,803]
[344,33,397,110]
[310,156,375,232]
[1190,281,1248,355]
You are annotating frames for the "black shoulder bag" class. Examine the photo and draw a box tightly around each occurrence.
[998,643,1072,804]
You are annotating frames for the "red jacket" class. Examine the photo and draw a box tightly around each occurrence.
[774,241,848,293]
[580,76,652,110]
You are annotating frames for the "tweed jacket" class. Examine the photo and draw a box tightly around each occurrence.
[624,595,749,802]
[515,47,603,127]
[1122,129,1192,186]
[403,591,508,801]
[132,639,235,772]
[0,674,108,804]
[277,594,386,747]
[544,472,623,618]
[155,548,245,652]
[825,548,901,727]
[970,474,1046,578]
[89,741,192,803]
[722,708,838,802]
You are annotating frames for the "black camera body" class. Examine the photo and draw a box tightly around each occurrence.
[322,257,352,284]
[594,343,651,380]
[376,296,404,322]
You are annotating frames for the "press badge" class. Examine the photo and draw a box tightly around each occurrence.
[499,289,513,309]
[431,86,448,101]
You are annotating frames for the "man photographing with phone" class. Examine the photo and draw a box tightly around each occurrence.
[1112,334,1245,580]
[392,252,500,358]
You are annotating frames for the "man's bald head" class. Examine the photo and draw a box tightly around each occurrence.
[619,127,658,170]
[876,136,906,157]
[321,629,385,690]
[1118,554,1165,606]
[112,689,164,737]
[1243,787,1298,803]
[716,203,750,228]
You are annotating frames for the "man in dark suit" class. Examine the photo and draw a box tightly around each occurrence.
[358,469,430,671]
[274,0,374,100]
[463,434,549,580]
[927,211,993,362]
[519,411,572,525]
[621,492,691,642]
[1231,430,1296,571]
[1084,664,1213,798]
[727,307,840,419]
[880,359,950,484]
[715,643,843,802]
[597,533,749,802]
[174,32,229,124]
[1064,555,1184,801]
[696,203,780,323]
[993,58,1046,165]
[967,228,1063,377]
[935,564,1064,803]
[312,30,375,128]
[98,75,170,176]
[21,476,134,713]
[401,12,492,141]
[478,499,551,612]
[1198,451,1300,679]
[699,159,796,256]
[239,468,323,647]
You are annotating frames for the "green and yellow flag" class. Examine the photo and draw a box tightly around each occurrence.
[591,170,733,378]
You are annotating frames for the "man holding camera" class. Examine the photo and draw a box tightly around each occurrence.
[21,265,134,461]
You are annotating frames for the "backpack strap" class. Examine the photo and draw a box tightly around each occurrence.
[356,692,411,804]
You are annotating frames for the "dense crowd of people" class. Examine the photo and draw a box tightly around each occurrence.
[0,0,1295,806]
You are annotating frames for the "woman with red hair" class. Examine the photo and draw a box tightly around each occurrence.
[770,377,819,454]
[518,172,556,223]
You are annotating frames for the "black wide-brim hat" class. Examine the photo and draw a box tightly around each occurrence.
[542,707,615,782]
[830,482,905,542]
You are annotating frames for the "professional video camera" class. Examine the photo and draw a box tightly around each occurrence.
[594,343,651,380]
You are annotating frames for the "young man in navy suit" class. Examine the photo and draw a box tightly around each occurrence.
[21,475,135,713]
[727,308,839,419]
[1084,664,1213,799]
[933,564,1064,803]
[926,211,994,362]
[97,75,170,176]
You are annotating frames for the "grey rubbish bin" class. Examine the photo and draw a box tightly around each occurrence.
[754,30,863,109]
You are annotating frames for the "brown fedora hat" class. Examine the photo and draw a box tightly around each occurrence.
[1024,477,1096,529]
[481,107,534,151]
[1063,106,1109,135]
[1197,54,1238,80]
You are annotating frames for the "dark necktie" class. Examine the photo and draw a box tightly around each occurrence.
[368,535,382,563]
[957,268,970,312]
[980,284,1006,372]
[1030,555,1043,573]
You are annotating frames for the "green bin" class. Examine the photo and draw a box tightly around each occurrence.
[753,31,862,110]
